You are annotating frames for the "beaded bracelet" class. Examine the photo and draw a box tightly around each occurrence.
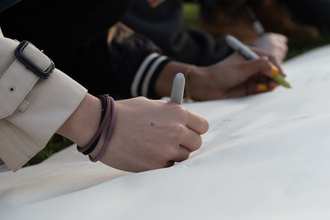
[76,95,110,154]
[89,95,116,162]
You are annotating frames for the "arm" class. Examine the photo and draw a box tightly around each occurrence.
[155,47,286,101]
[0,37,209,172]
[57,96,209,172]
[0,37,87,171]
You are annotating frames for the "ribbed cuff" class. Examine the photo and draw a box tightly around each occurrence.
[130,53,172,99]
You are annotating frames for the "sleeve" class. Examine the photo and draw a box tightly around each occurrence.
[60,22,172,99]
[0,37,87,172]
[103,22,172,99]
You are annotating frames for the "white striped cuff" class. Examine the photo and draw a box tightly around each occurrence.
[131,53,168,97]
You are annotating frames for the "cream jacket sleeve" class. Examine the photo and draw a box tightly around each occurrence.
[0,36,87,172]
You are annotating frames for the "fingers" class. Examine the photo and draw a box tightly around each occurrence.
[242,56,288,80]
[263,56,286,77]
[264,32,288,43]
[275,34,288,51]
[165,102,209,135]
[255,81,278,93]
[171,146,190,162]
[247,77,279,95]
[169,127,202,163]
[164,106,207,165]
[161,129,200,167]
[272,34,288,63]
[165,160,175,168]
[180,127,203,152]
[241,58,273,79]
[184,108,209,135]
[163,147,189,169]
[256,83,268,93]
[266,55,285,77]
[249,46,285,76]
[169,107,206,152]
[227,72,279,97]
[276,34,288,45]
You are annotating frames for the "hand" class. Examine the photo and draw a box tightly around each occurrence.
[250,33,288,63]
[91,97,209,172]
[189,49,286,101]
[155,46,286,101]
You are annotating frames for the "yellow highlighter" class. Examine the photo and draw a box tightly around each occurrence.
[225,35,291,88]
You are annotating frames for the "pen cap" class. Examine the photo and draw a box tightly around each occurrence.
[170,73,185,104]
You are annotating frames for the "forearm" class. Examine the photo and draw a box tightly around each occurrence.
[56,94,102,147]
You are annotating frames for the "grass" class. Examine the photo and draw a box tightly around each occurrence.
[183,2,200,29]
[285,35,330,60]
[25,134,73,167]
[26,3,330,166]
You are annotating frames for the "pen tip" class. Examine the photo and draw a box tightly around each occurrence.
[284,82,291,88]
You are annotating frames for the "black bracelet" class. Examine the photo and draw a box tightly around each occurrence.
[82,95,107,155]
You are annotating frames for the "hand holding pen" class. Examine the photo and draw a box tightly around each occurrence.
[155,38,287,100]
[92,73,208,172]
[225,35,290,88]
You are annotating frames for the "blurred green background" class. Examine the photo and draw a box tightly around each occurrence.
[26,2,330,166]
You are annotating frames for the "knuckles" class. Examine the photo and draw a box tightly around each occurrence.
[169,104,187,117]
[168,124,185,141]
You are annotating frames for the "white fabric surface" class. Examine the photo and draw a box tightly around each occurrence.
[2,46,330,219]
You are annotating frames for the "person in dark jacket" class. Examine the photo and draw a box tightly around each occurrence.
[121,0,288,65]
[0,0,285,100]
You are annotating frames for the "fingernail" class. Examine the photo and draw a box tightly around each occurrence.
[270,65,279,76]
[257,84,268,93]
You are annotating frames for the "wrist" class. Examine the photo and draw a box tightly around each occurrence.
[56,93,102,147]
[154,61,211,100]
[187,66,211,101]
[89,98,114,159]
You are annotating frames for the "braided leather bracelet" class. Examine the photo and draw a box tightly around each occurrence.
[89,95,116,162]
